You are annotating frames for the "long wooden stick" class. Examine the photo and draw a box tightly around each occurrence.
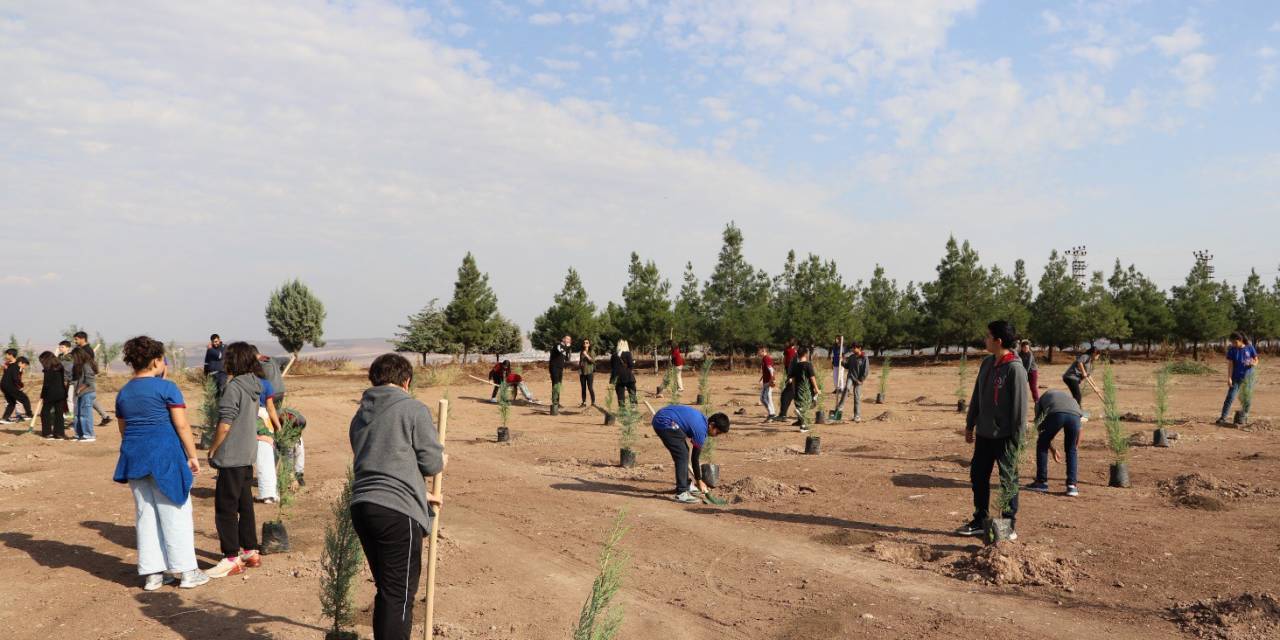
[27,398,42,432]
[467,374,498,387]
[424,399,449,640]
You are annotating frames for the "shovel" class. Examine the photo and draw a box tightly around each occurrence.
[700,492,728,505]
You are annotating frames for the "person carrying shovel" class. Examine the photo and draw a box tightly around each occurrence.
[651,404,730,504]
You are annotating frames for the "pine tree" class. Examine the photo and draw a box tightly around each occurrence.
[1081,271,1130,348]
[94,333,123,372]
[922,236,989,355]
[670,262,704,348]
[531,268,599,351]
[319,468,363,640]
[265,279,327,356]
[861,265,901,357]
[770,250,799,344]
[1170,258,1234,359]
[444,252,499,363]
[784,254,857,349]
[702,223,771,366]
[990,261,1032,340]
[1029,250,1086,363]
[1235,269,1280,344]
[898,282,925,354]
[393,299,454,365]
[1111,263,1173,355]
[571,511,629,640]
[617,252,671,362]
[484,314,523,361]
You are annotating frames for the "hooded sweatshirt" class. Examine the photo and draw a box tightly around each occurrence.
[966,352,1028,440]
[212,374,261,468]
[349,385,444,532]
[259,356,289,398]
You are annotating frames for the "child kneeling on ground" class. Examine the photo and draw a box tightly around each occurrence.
[349,354,446,640]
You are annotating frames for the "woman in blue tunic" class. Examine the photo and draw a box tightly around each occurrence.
[112,336,209,590]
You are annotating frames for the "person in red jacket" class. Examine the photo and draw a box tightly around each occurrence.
[758,345,776,420]
[656,340,686,398]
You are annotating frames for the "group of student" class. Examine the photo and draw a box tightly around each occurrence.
[2,332,114,442]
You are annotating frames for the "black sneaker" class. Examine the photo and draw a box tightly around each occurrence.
[296,473,306,487]
[955,520,984,536]
[99,416,114,426]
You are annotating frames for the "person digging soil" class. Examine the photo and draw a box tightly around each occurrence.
[1025,389,1084,497]
[957,321,1029,541]
[650,404,729,504]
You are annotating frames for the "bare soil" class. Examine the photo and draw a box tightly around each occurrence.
[1,359,1277,639]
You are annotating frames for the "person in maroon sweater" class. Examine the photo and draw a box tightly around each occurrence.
[656,340,686,398]
[758,345,776,419]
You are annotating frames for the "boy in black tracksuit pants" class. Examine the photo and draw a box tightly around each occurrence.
[2,351,33,422]
[350,354,445,640]
[957,321,1029,538]
[549,336,571,408]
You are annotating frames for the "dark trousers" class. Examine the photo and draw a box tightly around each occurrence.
[40,400,65,438]
[351,502,424,640]
[1035,412,1081,485]
[489,372,503,398]
[615,380,636,407]
[1027,370,1040,402]
[580,374,595,405]
[2,388,32,420]
[213,465,258,558]
[1063,376,1083,406]
[655,426,691,493]
[550,367,564,406]
[777,383,795,418]
[970,435,1019,524]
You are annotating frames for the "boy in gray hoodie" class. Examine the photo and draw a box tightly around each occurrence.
[956,320,1029,539]
[350,353,445,640]
[206,342,264,578]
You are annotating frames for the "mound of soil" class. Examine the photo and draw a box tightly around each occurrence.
[949,542,1081,588]
[1158,473,1277,501]
[870,540,940,568]
[911,395,930,405]
[1169,592,1280,640]
[1176,494,1229,511]
[873,411,893,422]
[813,528,879,547]
[0,470,31,490]
[721,476,815,504]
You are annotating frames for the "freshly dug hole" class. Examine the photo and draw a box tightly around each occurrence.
[1176,494,1229,511]
[813,528,879,547]
[870,540,942,569]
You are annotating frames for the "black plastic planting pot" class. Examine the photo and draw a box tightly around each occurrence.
[619,448,636,468]
[324,631,359,640]
[875,393,884,404]
[550,404,560,416]
[804,435,821,455]
[1234,410,1247,426]
[261,521,289,554]
[957,400,967,412]
[1109,462,1130,488]
[815,410,826,425]
[496,427,510,443]
[1153,428,1169,447]
[695,394,704,405]
[603,412,615,426]
[984,518,1014,545]
[700,463,720,488]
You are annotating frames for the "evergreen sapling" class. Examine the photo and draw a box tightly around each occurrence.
[1154,363,1170,440]
[1102,363,1129,465]
[319,468,363,640]
[497,380,511,428]
[662,366,681,406]
[877,356,892,402]
[571,510,629,640]
[199,375,219,449]
[697,357,713,407]
[1237,370,1257,424]
[955,352,969,410]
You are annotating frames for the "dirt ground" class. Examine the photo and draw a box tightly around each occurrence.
[1,358,1277,639]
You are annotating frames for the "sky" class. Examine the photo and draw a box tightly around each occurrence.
[2,0,1278,344]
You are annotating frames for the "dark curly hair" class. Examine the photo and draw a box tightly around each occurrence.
[224,342,259,377]
[123,336,166,372]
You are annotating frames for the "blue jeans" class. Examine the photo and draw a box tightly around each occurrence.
[1220,380,1250,420]
[76,392,96,439]
[1035,412,1081,485]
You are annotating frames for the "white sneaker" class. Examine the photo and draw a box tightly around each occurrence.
[79,437,97,443]
[205,557,244,578]
[143,573,166,591]
[178,570,210,588]
[673,491,700,504]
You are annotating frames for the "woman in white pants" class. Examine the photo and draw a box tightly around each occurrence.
[111,336,209,590]
[251,376,282,503]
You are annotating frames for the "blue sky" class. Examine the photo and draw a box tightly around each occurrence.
[1,1,1278,343]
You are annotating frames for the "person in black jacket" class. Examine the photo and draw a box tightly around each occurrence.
[38,352,68,439]
[611,339,637,407]
[204,334,227,395]
[956,320,1029,539]
[1,349,33,423]
[549,334,572,409]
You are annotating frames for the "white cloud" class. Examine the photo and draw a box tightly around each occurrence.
[528,11,562,25]
[1174,52,1215,106]
[0,0,845,339]
[609,22,641,47]
[1071,45,1119,70]
[565,12,594,25]
[1258,46,1277,60]
[447,22,472,38]
[531,71,564,89]
[784,94,819,113]
[539,57,580,71]
[0,273,60,287]
[1152,23,1203,57]
[1041,10,1062,33]
[699,96,737,122]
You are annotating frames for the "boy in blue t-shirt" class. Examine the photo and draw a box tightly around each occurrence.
[1218,332,1260,425]
[650,405,730,503]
